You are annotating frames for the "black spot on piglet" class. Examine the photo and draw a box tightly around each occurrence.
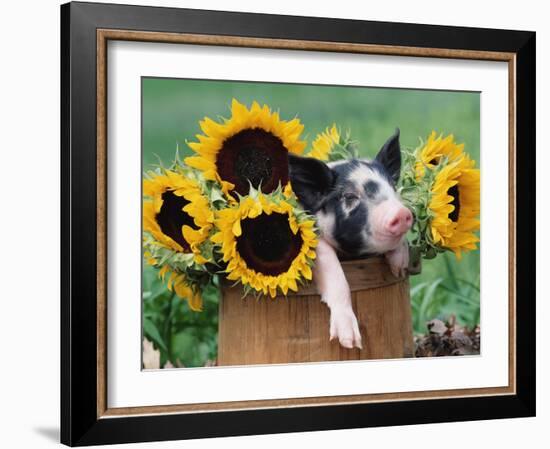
[364,180,379,198]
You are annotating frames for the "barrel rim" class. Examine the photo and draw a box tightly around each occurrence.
[221,256,408,297]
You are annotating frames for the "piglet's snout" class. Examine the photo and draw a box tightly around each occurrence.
[385,207,413,236]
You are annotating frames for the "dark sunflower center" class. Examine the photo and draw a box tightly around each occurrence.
[216,128,289,195]
[235,146,272,189]
[236,213,303,276]
[156,190,198,252]
[448,184,461,222]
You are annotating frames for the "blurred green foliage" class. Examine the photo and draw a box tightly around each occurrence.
[142,78,480,367]
[143,265,219,368]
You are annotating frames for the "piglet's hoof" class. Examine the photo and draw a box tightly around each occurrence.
[385,241,409,278]
[329,306,363,349]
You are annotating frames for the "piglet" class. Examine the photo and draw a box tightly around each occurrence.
[289,129,412,349]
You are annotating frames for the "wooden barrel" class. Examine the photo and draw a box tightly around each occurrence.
[217,257,414,366]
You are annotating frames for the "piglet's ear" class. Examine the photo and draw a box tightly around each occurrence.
[375,128,401,184]
[288,154,335,213]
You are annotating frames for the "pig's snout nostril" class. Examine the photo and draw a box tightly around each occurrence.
[386,208,413,235]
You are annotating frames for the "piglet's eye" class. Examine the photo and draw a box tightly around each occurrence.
[343,192,359,201]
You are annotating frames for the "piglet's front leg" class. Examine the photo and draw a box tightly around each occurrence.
[385,238,409,278]
[314,238,362,349]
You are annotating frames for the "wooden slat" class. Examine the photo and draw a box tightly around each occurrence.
[218,257,413,365]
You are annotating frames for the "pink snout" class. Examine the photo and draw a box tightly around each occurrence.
[385,207,413,236]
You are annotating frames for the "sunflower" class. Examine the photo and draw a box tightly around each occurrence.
[428,155,480,259]
[143,250,158,267]
[185,99,306,197]
[159,265,203,311]
[143,170,213,264]
[415,131,466,178]
[142,250,203,311]
[307,124,340,161]
[211,189,317,298]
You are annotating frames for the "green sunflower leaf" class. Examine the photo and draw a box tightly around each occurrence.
[143,318,168,353]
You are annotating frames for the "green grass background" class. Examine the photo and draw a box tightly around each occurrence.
[142,77,480,368]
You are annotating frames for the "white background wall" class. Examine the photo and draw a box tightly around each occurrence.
[0,0,546,447]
